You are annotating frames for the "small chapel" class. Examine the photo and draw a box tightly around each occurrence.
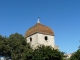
[25,18,58,49]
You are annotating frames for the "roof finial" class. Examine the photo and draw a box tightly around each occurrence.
[37,17,40,23]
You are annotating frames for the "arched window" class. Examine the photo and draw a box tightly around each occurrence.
[30,37,32,42]
[44,36,48,41]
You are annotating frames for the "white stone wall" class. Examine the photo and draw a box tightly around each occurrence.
[26,33,38,47]
[37,33,55,47]
[26,33,55,48]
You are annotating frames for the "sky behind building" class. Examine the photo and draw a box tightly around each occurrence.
[0,0,80,54]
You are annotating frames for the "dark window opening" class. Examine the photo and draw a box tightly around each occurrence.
[45,36,48,41]
[30,37,32,42]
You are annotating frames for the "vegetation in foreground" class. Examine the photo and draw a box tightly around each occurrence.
[0,33,80,60]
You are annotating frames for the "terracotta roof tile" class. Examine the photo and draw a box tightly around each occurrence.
[25,23,54,37]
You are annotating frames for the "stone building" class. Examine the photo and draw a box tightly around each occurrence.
[25,18,58,49]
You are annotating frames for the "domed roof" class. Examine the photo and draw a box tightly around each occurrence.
[25,22,54,37]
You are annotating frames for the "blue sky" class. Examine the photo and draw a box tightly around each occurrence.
[0,0,80,54]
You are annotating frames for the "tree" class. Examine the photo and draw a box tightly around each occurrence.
[7,33,31,60]
[25,45,64,60]
[70,49,80,60]
[0,35,10,56]
[0,33,65,60]
[0,33,32,60]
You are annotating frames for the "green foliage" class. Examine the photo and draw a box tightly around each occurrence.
[0,33,64,60]
[25,45,64,60]
[0,33,31,60]
[70,49,80,60]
